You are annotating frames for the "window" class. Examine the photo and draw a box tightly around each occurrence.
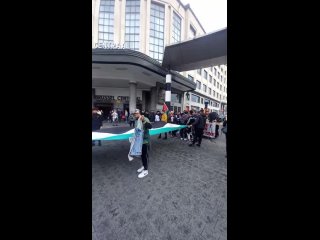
[218,72,220,79]
[203,70,208,79]
[214,68,217,76]
[209,88,212,95]
[214,79,216,86]
[191,94,200,103]
[149,2,165,62]
[201,98,203,104]
[220,85,222,91]
[209,75,212,83]
[124,0,140,51]
[172,11,181,43]
[98,0,115,44]
[197,69,201,75]
[188,75,194,81]
[189,25,196,38]
[217,82,219,88]
[203,84,207,92]
[213,90,215,97]
[196,80,201,90]
[211,67,213,72]
[171,93,181,103]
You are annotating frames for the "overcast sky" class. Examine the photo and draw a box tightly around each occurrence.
[180,0,227,33]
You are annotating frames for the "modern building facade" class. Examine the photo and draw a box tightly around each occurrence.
[92,0,227,116]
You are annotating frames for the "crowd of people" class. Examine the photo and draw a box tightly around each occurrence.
[92,106,227,178]
[137,109,226,147]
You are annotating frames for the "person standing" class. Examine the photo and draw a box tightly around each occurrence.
[128,113,135,127]
[92,109,103,146]
[112,110,118,126]
[222,117,227,158]
[180,110,189,141]
[133,109,152,178]
[155,112,160,122]
[158,110,168,139]
[188,110,205,147]
[125,109,129,123]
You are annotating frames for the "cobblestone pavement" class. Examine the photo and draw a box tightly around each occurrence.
[92,132,227,240]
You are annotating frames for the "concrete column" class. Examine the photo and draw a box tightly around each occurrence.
[142,91,146,111]
[129,82,137,114]
[150,87,157,111]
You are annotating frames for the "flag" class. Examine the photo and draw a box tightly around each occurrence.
[92,122,187,141]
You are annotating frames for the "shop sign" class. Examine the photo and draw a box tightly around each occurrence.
[94,42,126,49]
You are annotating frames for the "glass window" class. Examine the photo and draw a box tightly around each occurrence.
[214,68,217,76]
[189,25,196,39]
[209,75,212,83]
[203,84,207,92]
[124,0,140,51]
[196,80,201,90]
[98,0,115,43]
[203,70,208,79]
[149,2,165,62]
[209,88,212,95]
[197,69,201,75]
[214,79,216,86]
[172,11,181,43]
[188,75,194,81]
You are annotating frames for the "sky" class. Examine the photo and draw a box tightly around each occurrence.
[180,0,227,33]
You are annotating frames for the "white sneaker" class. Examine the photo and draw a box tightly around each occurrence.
[184,138,187,141]
[181,138,183,140]
[128,154,134,161]
[137,166,144,173]
[138,170,148,178]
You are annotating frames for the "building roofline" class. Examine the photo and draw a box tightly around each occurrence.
[92,48,196,91]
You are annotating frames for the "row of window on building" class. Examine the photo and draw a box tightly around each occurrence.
[98,0,192,62]
[196,68,227,83]
[190,94,221,107]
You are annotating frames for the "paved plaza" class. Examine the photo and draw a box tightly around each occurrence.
[92,128,227,240]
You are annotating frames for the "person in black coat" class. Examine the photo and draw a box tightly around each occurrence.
[188,110,206,147]
[92,110,103,146]
[222,117,227,157]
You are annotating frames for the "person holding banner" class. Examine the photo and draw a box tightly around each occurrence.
[133,109,152,178]
[158,109,168,140]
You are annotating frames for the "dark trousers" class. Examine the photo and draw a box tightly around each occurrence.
[193,128,204,145]
[159,132,167,138]
[141,144,149,170]
[129,121,135,127]
[225,133,227,153]
[215,125,220,137]
[179,127,187,139]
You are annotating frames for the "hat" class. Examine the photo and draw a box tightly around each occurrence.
[134,109,140,114]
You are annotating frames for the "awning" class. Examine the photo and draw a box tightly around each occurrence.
[92,49,196,92]
[162,28,227,71]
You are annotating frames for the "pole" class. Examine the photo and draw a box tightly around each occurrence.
[165,73,171,112]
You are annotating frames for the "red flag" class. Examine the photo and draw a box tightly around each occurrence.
[162,103,168,112]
